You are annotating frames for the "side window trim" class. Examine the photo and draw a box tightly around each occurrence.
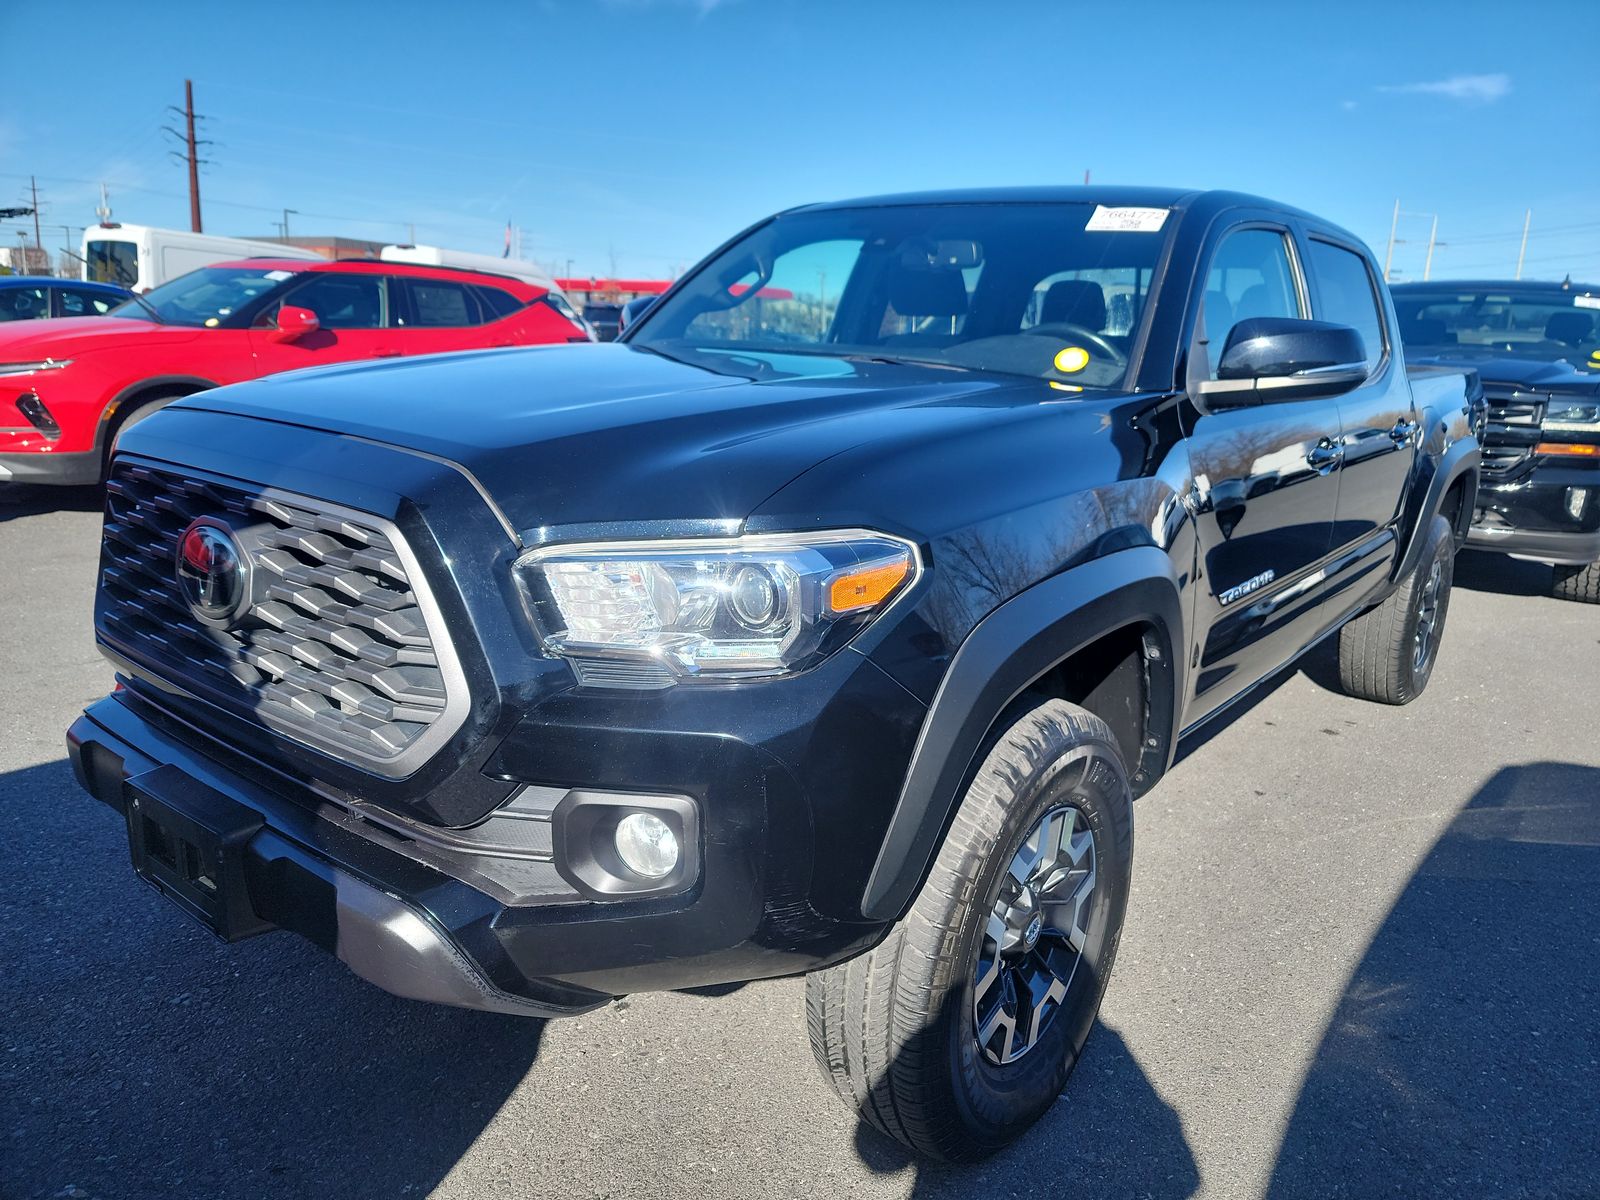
[1304,231,1391,380]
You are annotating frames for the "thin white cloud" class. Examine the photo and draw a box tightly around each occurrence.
[1379,73,1511,103]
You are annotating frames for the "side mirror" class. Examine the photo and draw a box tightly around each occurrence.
[269,304,320,343]
[1198,317,1368,407]
[617,295,657,335]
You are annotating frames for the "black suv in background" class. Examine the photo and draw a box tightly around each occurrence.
[69,187,1479,1160]
[1394,280,1600,601]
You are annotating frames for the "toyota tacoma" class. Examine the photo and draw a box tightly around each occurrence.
[68,187,1479,1160]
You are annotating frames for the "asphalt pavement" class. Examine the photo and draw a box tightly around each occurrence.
[2,481,1596,1200]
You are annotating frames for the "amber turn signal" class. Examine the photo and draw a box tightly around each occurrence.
[1535,442,1600,458]
[828,558,911,613]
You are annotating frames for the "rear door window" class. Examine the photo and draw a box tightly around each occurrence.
[58,287,122,317]
[1308,239,1386,372]
[403,279,482,327]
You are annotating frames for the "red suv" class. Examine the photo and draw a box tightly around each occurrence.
[0,257,591,486]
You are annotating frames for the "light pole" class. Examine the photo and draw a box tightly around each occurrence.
[280,208,298,240]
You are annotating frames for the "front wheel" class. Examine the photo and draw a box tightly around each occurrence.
[1336,513,1455,705]
[1552,560,1600,604]
[806,700,1134,1161]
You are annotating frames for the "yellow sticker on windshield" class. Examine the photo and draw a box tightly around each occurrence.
[1054,346,1090,374]
[204,317,219,327]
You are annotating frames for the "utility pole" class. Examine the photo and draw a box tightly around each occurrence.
[1515,208,1531,281]
[163,82,211,232]
[184,80,202,232]
[1383,199,1400,281]
[1422,215,1444,281]
[279,208,297,240]
[29,176,42,259]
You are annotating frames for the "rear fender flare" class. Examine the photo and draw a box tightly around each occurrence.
[860,545,1185,921]
[1394,417,1480,583]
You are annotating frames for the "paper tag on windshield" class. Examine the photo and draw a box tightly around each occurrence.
[1574,295,1600,310]
[1086,205,1169,233]
[264,270,294,281]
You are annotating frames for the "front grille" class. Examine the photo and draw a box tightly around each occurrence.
[1480,389,1545,477]
[99,461,462,772]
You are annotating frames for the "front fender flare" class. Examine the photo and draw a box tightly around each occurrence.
[860,545,1185,921]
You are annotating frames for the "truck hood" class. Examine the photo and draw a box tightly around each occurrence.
[1409,348,1600,393]
[0,315,203,360]
[176,342,1050,537]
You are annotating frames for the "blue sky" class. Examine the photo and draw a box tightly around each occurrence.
[2,0,1596,282]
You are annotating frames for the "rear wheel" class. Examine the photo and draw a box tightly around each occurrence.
[1552,561,1600,604]
[1337,513,1455,705]
[806,700,1134,1161]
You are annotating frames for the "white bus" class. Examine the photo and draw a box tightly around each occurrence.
[81,224,322,292]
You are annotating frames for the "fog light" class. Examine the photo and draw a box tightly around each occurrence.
[614,812,679,878]
[1568,488,1589,520]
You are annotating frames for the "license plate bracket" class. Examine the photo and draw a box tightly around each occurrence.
[125,764,275,942]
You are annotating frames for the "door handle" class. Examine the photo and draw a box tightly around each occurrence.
[1389,418,1420,445]
[1306,438,1343,473]
[375,350,404,358]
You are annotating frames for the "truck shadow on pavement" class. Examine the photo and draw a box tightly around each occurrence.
[0,758,544,1200]
[0,483,103,523]
[1451,548,1554,597]
[851,1021,1200,1197]
[1265,761,1600,1198]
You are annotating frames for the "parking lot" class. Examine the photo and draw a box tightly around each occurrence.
[2,482,1596,1200]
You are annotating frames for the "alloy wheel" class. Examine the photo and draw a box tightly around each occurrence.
[972,804,1098,1066]
[1414,557,1444,670]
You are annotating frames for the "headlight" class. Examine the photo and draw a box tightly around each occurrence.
[0,359,73,378]
[1544,400,1600,432]
[515,530,921,680]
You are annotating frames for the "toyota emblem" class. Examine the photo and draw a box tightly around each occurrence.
[175,519,250,625]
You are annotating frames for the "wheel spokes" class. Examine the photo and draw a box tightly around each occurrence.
[972,802,1099,1066]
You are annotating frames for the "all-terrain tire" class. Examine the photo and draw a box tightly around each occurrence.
[1552,561,1600,604]
[1337,513,1455,705]
[805,699,1134,1162]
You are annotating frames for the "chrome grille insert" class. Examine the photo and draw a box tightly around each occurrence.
[1480,388,1545,478]
[98,460,467,774]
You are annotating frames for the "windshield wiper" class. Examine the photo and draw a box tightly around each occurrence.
[127,294,165,324]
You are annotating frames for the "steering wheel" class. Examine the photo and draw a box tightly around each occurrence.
[1024,322,1127,367]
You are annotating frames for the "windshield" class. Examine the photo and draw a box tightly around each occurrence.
[629,202,1172,389]
[85,239,138,288]
[108,266,299,328]
[1396,287,1600,373]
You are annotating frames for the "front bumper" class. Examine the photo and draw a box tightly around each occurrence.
[70,696,609,1017]
[1469,467,1600,565]
[0,448,99,486]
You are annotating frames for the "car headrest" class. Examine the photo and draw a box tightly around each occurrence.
[1401,316,1451,345]
[1544,311,1594,346]
[1040,279,1106,331]
[1233,283,1278,323]
[888,266,969,319]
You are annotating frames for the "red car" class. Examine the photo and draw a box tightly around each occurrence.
[0,257,592,486]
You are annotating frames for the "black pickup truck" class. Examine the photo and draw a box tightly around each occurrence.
[68,187,1479,1161]
[1393,280,1600,601]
